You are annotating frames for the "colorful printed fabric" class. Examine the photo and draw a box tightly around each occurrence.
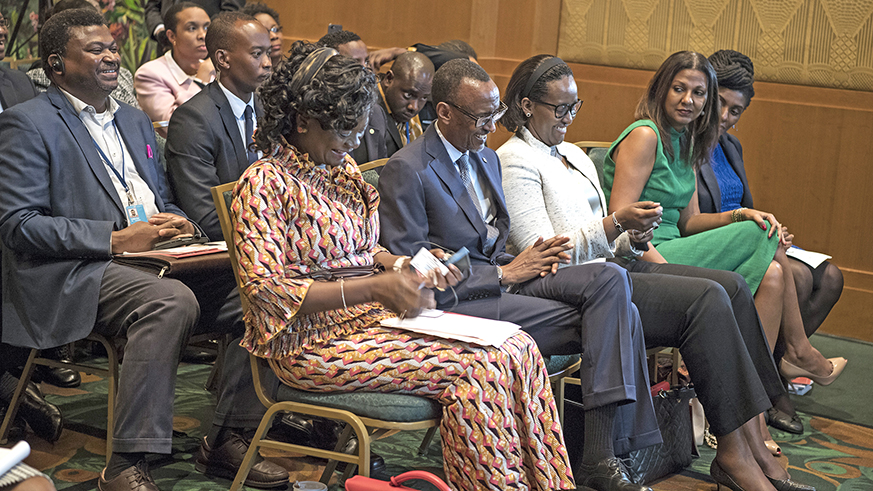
[233,144,393,358]
[273,327,574,490]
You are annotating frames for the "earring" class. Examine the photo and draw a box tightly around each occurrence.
[525,113,531,118]
[298,127,307,134]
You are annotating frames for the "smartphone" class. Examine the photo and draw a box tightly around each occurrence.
[443,247,471,276]
[153,234,208,250]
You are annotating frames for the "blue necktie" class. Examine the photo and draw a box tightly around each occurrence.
[244,105,257,165]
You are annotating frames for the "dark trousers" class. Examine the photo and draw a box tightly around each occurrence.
[448,261,660,454]
[619,259,785,436]
[96,262,269,454]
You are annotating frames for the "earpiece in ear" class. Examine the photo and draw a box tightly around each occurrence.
[50,55,65,74]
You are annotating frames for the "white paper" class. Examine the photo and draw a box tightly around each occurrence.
[786,247,831,269]
[0,441,30,477]
[381,309,521,347]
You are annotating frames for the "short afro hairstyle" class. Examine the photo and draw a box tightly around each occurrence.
[242,2,280,24]
[40,8,106,78]
[205,11,259,64]
[254,40,377,153]
[436,39,477,61]
[431,58,491,106]
[164,1,205,33]
[317,29,361,49]
[709,49,755,106]
[500,54,573,134]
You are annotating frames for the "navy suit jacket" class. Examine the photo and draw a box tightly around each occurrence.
[0,65,39,111]
[350,96,400,166]
[697,133,754,213]
[165,82,262,240]
[378,125,513,314]
[0,86,184,348]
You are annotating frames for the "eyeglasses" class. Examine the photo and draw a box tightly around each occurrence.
[0,18,7,28]
[533,99,583,119]
[268,26,282,34]
[447,101,507,128]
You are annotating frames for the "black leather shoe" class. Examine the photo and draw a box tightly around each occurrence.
[575,457,652,491]
[33,345,81,388]
[311,418,386,476]
[267,412,314,445]
[181,347,217,365]
[98,460,160,491]
[18,382,63,443]
[0,404,27,442]
[195,434,289,489]
[767,407,803,434]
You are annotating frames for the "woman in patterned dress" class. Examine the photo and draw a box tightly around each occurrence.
[230,41,574,491]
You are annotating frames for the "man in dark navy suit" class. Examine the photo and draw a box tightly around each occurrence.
[0,9,286,490]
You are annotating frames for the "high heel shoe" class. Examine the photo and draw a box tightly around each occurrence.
[780,357,847,386]
[766,474,816,491]
[710,459,745,491]
[764,439,781,456]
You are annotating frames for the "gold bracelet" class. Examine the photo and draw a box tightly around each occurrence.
[731,207,747,223]
[340,278,348,310]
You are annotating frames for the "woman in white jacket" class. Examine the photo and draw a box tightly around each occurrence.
[497,55,814,491]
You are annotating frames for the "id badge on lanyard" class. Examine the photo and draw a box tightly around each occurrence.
[125,190,147,225]
[92,122,146,226]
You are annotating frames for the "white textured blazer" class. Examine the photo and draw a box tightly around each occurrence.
[497,127,641,264]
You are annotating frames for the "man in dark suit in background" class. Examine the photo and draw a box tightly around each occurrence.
[165,11,271,241]
[0,10,287,490]
[378,59,655,491]
[0,11,38,113]
[350,51,434,165]
[145,0,245,53]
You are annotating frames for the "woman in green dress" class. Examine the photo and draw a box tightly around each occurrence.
[603,51,845,411]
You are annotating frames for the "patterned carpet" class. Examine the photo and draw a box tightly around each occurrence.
[14,358,873,490]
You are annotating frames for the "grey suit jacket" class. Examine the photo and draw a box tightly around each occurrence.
[378,125,513,314]
[0,65,38,111]
[165,82,261,240]
[0,86,184,348]
[697,133,754,214]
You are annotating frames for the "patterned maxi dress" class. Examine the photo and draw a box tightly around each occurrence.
[231,143,574,491]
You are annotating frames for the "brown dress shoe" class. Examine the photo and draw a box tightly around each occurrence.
[195,434,289,489]
[98,460,160,491]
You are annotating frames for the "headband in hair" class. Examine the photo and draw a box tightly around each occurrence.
[522,57,566,99]
[289,47,340,94]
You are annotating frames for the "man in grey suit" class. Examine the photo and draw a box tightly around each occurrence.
[0,10,287,490]
[350,51,434,165]
[166,12,271,241]
[378,59,655,491]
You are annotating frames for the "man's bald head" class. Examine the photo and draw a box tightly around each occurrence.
[381,51,435,124]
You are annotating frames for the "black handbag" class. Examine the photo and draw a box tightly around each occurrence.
[294,263,384,281]
[622,384,698,484]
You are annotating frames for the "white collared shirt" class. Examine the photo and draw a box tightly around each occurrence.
[218,82,262,160]
[60,88,160,219]
[434,122,495,223]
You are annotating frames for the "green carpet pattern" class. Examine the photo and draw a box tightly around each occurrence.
[16,341,873,491]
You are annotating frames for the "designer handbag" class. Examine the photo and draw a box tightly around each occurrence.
[345,471,451,491]
[295,263,384,281]
[623,382,697,484]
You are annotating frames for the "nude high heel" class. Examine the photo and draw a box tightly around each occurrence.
[780,357,847,386]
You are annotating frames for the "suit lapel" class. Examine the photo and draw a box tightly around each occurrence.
[210,84,247,166]
[380,95,403,149]
[0,68,13,109]
[48,87,125,214]
[424,128,487,242]
[114,107,163,210]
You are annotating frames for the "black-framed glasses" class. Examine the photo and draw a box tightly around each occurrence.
[0,18,7,28]
[447,101,508,128]
[268,25,282,34]
[533,99,583,119]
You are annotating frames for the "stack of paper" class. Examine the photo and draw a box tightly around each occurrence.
[381,310,521,347]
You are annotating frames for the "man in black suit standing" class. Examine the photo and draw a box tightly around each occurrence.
[165,11,271,241]
[350,51,434,165]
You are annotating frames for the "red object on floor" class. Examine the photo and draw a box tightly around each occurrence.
[345,471,451,491]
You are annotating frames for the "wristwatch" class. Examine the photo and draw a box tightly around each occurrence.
[496,266,504,285]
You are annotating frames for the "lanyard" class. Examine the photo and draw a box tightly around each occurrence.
[405,121,410,144]
[91,121,135,205]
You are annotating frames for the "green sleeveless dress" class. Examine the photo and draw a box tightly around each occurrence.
[602,120,778,294]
